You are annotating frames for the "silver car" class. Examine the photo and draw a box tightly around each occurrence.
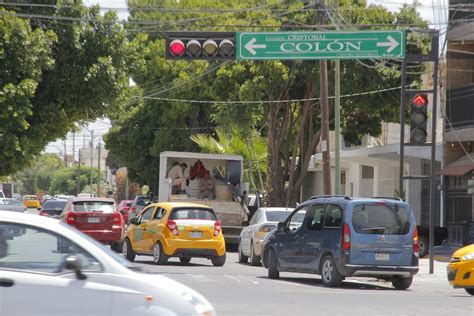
[0,212,217,315]
[238,207,293,266]
[0,198,27,213]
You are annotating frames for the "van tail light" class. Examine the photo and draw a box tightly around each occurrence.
[113,212,122,225]
[413,226,419,255]
[66,212,76,226]
[39,210,49,217]
[342,223,351,251]
[214,221,222,236]
[167,220,178,236]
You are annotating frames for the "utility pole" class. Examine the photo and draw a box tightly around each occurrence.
[319,0,331,195]
[77,149,81,196]
[97,141,101,197]
[63,138,67,167]
[334,0,341,195]
[90,130,94,197]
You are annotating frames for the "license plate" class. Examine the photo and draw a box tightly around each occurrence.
[88,217,100,223]
[189,231,202,238]
[375,253,390,261]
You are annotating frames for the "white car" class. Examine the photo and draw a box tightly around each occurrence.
[238,207,293,266]
[0,212,217,316]
[0,198,27,213]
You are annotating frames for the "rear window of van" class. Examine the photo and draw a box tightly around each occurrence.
[351,204,410,235]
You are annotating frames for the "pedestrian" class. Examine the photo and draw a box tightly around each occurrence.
[167,162,188,194]
[198,171,215,199]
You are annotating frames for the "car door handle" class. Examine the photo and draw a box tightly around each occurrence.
[0,278,14,287]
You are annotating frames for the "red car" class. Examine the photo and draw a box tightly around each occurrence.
[61,197,125,252]
[118,199,133,223]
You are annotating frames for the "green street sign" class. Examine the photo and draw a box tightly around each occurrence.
[236,31,405,60]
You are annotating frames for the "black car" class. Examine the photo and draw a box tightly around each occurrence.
[39,199,68,218]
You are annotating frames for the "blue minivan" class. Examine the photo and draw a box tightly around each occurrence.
[261,196,419,289]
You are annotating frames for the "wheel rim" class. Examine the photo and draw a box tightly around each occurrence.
[122,240,128,258]
[419,239,426,255]
[322,259,333,283]
[153,243,160,262]
[250,243,254,260]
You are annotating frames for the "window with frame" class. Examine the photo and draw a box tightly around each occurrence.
[154,208,166,219]
[0,223,102,273]
[361,165,374,179]
[306,204,326,230]
[139,207,155,223]
[288,207,308,231]
[324,204,343,228]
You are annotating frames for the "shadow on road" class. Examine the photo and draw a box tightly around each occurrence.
[134,259,210,267]
[256,275,396,291]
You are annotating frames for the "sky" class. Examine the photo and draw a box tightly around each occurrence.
[45,0,449,158]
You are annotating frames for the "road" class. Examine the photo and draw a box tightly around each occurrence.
[134,253,473,316]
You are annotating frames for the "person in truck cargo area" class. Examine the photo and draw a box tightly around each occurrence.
[199,171,215,199]
[168,162,189,194]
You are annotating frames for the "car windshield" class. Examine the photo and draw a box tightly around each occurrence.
[25,196,38,201]
[72,201,115,213]
[43,200,67,210]
[266,210,292,222]
[351,204,410,235]
[169,208,217,220]
[3,199,22,206]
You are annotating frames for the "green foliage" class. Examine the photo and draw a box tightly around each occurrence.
[49,166,100,196]
[0,3,144,176]
[14,153,64,194]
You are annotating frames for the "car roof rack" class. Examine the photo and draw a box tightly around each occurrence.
[372,196,404,201]
[309,195,352,200]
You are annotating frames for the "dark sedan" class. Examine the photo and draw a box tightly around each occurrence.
[39,199,68,218]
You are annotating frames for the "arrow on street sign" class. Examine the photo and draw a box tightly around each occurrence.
[244,38,267,55]
[376,35,399,53]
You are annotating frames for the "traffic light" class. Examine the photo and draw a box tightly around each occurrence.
[409,93,429,144]
[165,32,236,60]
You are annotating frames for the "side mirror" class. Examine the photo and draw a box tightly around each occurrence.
[277,222,286,231]
[65,254,89,280]
[130,217,139,225]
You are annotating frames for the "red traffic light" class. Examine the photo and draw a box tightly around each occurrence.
[411,94,428,108]
[169,39,185,57]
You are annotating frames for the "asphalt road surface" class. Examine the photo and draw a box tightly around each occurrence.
[135,253,473,316]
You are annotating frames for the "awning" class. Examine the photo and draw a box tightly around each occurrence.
[438,153,474,176]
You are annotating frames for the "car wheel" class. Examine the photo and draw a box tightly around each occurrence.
[123,238,135,262]
[238,240,248,263]
[250,241,261,266]
[179,256,191,264]
[418,235,428,258]
[391,276,413,290]
[153,241,169,265]
[111,241,123,253]
[211,253,226,266]
[465,288,474,296]
[320,255,344,287]
[267,249,279,279]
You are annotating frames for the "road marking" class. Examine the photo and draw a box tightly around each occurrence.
[186,274,215,282]
[224,274,242,283]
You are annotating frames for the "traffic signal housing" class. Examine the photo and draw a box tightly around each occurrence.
[409,93,429,144]
[166,32,236,60]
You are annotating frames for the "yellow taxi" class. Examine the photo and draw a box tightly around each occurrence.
[447,244,474,296]
[123,202,226,266]
[23,195,41,209]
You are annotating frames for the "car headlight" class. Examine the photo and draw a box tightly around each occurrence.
[182,292,217,316]
[461,252,474,262]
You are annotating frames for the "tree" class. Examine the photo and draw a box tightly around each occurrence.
[49,166,99,196]
[0,2,144,176]
[14,153,64,194]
